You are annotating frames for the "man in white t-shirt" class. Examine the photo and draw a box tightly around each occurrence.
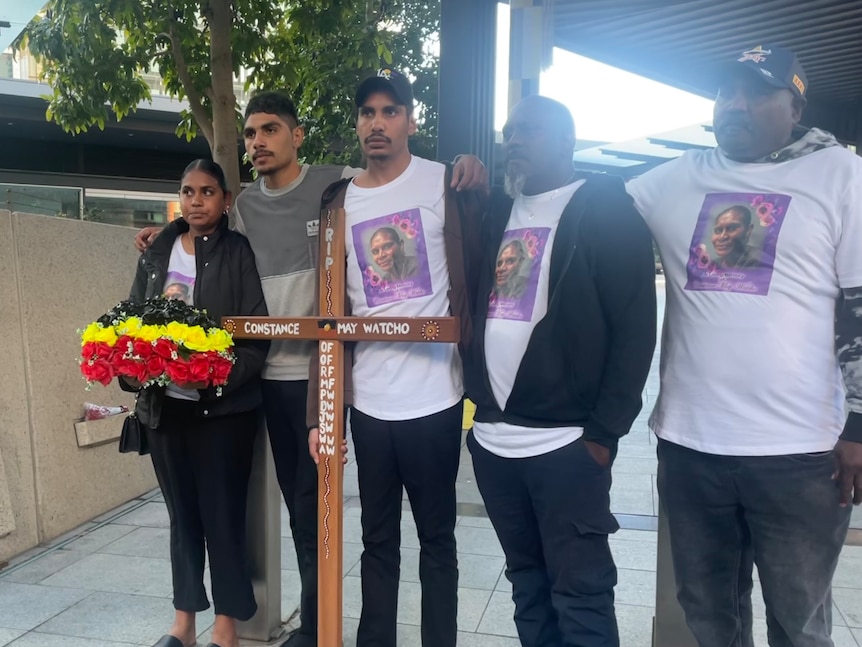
[627,44,862,647]
[463,95,657,647]
[306,69,486,647]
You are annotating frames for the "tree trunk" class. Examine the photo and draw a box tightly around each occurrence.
[208,0,241,209]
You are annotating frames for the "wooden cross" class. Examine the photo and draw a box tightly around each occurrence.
[222,206,460,647]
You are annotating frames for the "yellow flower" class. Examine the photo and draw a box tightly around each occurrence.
[206,328,233,352]
[165,321,190,343]
[81,322,103,344]
[116,316,143,336]
[182,325,211,352]
[136,324,166,343]
[93,325,118,346]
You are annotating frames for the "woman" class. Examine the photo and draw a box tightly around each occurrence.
[124,159,269,647]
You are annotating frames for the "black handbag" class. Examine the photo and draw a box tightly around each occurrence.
[118,413,150,455]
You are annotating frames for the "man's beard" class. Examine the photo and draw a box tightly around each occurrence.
[504,168,527,198]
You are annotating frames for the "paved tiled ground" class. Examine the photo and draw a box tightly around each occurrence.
[3,280,862,646]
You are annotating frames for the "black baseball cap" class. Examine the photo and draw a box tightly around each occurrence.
[354,68,415,108]
[722,44,808,99]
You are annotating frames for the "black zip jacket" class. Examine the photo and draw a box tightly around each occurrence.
[464,174,656,449]
[125,215,269,428]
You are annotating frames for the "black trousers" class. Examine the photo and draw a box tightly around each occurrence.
[261,379,319,638]
[468,432,620,647]
[148,397,257,621]
[352,402,463,647]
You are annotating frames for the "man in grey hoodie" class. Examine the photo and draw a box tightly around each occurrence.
[627,45,862,647]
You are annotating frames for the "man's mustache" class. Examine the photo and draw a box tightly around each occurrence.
[365,135,392,144]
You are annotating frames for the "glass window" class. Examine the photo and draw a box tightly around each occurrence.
[0,183,82,218]
[84,189,180,228]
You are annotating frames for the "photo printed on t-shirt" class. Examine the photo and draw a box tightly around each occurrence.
[685,192,791,296]
[163,271,195,305]
[488,227,551,321]
[352,208,433,308]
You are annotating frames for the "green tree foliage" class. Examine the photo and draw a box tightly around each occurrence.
[18,0,441,191]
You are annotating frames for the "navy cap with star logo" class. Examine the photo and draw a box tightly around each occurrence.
[354,68,415,108]
[724,44,808,99]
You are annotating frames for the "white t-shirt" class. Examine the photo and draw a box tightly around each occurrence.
[344,156,463,421]
[627,146,862,455]
[163,237,200,402]
[473,180,585,458]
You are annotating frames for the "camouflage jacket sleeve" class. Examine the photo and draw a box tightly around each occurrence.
[838,286,862,443]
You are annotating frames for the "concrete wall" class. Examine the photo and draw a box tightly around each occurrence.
[0,210,158,562]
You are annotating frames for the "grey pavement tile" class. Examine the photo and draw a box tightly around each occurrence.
[90,498,152,524]
[458,516,495,529]
[35,591,190,645]
[612,457,658,475]
[454,525,505,558]
[458,553,506,591]
[40,524,98,550]
[616,568,656,609]
[495,571,512,593]
[616,603,655,647]
[8,634,148,647]
[453,632,522,647]
[834,587,862,628]
[281,570,302,624]
[852,628,862,645]
[455,480,486,506]
[0,550,89,585]
[609,539,657,572]
[60,524,137,555]
[99,527,171,561]
[476,590,517,637]
[112,502,170,529]
[615,442,658,460]
[613,529,658,543]
[41,553,173,598]
[343,515,364,545]
[622,430,653,446]
[280,540,299,571]
[343,576,363,620]
[0,630,24,647]
[0,582,92,631]
[851,504,861,530]
[342,542,364,578]
[456,587,494,632]
[652,476,660,516]
[834,546,862,590]
[610,475,655,517]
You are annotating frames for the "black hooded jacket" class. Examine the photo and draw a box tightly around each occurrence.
[464,174,656,449]
[125,215,269,428]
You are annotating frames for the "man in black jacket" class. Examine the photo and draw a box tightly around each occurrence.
[464,95,656,647]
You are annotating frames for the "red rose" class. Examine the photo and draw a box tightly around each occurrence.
[211,357,233,385]
[82,342,113,361]
[81,358,114,386]
[115,357,148,383]
[133,339,153,359]
[187,353,211,384]
[165,358,190,384]
[145,355,167,379]
[153,338,177,360]
[115,335,133,354]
